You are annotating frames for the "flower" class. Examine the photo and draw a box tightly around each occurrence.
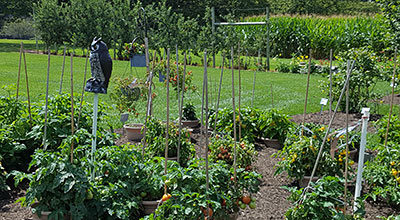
[123,42,145,58]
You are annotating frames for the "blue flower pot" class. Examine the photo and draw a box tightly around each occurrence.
[158,70,166,82]
[130,55,146,67]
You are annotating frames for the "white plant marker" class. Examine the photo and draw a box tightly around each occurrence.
[354,108,370,212]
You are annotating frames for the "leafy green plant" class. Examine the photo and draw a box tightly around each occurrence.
[144,118,195,166]
[154,59,196,93]
[182,103,197,121]
[123,42,146,58]
[273,124,354,181]
[320,47,384,113]
[375,114,400,144]
[284,176,365,220]
[364,142,400,206]
[141,159,262,220]
[208,135,257,170]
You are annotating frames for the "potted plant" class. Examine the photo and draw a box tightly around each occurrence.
[182,103,199,128]
[258,109,294,149]
[110,76,152,141]
[123,42,146,67]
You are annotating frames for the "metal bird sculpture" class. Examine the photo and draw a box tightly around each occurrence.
[85,37,112,94]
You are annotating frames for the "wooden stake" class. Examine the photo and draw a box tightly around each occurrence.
[384,49,398,148]
[302,49,312,136]
[59,45,66,94]
[231,47,238,183]
[212,53,225,137]
[329,49,333,119]
[238,42,242,141]
[22,43,32,127]
[164,48,170,177]
[177,52,187,163]
[203,49,211,220]
[251,70,256,108]
[16,42,23,99]
[70,52,75,163]
[77,49,89,129]
[344,61,350,215]
[43,49,51,150]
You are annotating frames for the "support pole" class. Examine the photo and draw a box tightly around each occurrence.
[70,53,75,164]
[22,44,32,127]
[177,52,187,164]
[212,53,225,137]
[238,42,242,141]
[302,49,312,136]
[354,108,370,212]
[231,47,238,182]
[43,49,51,150]
[266,7,270,71]
[91,93,99,180]
[212,7,216,68]
[344,61,350,215]
[164,48,170,177]
[16,42,23,99]
[77,49,89,129]
[203,49,211,220]
[329,49,333,119]
[142,51,156,155]
[251,70,256,108]
[384,49,397,149]
[59,45,66,94]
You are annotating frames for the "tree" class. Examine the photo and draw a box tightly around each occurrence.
[377,0,400,46]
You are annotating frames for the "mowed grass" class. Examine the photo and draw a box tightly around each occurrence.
[0,39,395,129]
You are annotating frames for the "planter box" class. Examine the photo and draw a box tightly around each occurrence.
[124,123,144,141]
[142,200,161,215]
[182,120,200,128]
[130,55,146,67]
[298,176,320,188]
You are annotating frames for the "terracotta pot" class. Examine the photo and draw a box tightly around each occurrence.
[182,120,200,128]
[142,200,161,215]
[124,123,143,141]
[261,137,281,150]
[298,176,320,188]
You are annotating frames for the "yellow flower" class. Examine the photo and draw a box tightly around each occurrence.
[313,135,317,139]
[397,177,400,183]
[327,138,330,142]
[391,161,396,166]
[349,161,354,166]
[282,157,285,161]
[339,158,343,162]
[392,169,398,176]
[340,135,345,139]
[319,127,325,132]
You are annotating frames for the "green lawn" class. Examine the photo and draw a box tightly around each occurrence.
[0,39,396,129]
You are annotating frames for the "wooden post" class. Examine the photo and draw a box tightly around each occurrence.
[301,49,312,136]
[384,49,397,148]
[22,44,32,126]
[77,49,89,129]
[212,7,216,68]
[164,48,170,177]
[212,53,225,136]
[203,49,211,219]
[16,42,23,99]
[231,47,238,183]
[177,52,187,163]
[329,49,333,119]
[70,52,75,163]
[43,49,51,150]
[238,42,242,141]
[344,61,351,215]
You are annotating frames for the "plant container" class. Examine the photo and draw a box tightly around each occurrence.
[142,200,161,215]
[130,55,146,67]
[166,157,178,161]
[182,119,200,128]
[124,123,144,141]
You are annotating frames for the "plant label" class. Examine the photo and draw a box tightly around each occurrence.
[320,98,328,106]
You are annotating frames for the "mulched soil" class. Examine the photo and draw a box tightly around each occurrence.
[2,96,400,219]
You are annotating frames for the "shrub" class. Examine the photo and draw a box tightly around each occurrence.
[0,18,36,39]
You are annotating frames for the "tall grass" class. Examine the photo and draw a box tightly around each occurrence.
[238,15,389,59]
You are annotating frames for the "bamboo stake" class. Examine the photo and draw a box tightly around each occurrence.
[16,42,23,99]
[344,61,350,215]
[142,51,157,155]
[251,70,256,108]
[301,49,312,136]
[59,45,66,94]
[238,42,242,141]
[212,53,225,137]
[177,52,187,164]
[70,52,75,163]
[384,49,398,149]
[164,48,170,177]
[77,49,89,129]
[176,45,180,124]
[329,49,333,119]
[203,49,211,220]
[231,47,238,183]
[43,49,51,150]
[22,44,32,127]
